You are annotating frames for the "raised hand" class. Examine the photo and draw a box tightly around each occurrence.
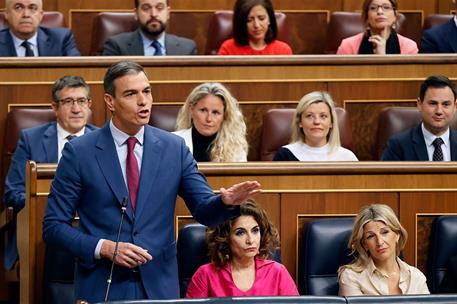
[369,26,389,54]
[220,180,261,206]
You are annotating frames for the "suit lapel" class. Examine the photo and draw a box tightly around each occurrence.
[134,126,162,221]
[128,30,145,55]
[37,27,51,56]
[95,124,133,221]
[412,125,429,161]
[0,30,18,56]
[43,122,58,162]
[449,129,457,160]
[448,20,457,53]
[164,34,179,55]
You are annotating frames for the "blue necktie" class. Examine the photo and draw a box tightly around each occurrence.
[21,40,34,57]
[151,40,163,56]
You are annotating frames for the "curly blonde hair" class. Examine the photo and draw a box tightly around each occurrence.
[338,204,407,274]
[206,199,279,268]
[290,91,341,153]
[175,83,248,162]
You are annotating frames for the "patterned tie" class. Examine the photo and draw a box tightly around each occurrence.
[151,40,163,56]
[21,40,34,57]
[66,135,77,141]
[126,137,139,211]
[432,137,444,161]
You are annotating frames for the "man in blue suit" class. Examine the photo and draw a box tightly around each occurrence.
[382,75,457,160]
[3,75,95,270]
[42,61,260,302]
[420,1,457,53]
[0,0,80,56]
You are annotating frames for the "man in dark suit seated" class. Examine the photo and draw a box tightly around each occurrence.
[420,0,457,53]
[382,75,457,160]
[3,75,96,270]
[0,0,80,56]
[102,0,197,56]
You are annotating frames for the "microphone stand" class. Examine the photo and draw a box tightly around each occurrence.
[104,197,128,303]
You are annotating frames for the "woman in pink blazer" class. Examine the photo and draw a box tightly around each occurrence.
[337,0,418,55]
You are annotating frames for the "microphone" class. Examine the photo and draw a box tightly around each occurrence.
[104,197,129,303]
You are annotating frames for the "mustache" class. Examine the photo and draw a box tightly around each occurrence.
[146,17,164,26]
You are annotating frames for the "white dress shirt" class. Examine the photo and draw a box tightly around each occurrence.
[10,30,39,56]
[56,123,85,162]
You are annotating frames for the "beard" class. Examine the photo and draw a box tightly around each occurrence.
[140,18,166,37]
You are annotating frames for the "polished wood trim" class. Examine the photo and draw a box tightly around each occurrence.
[2,55,457,67]
[198,161,457,174]
[7,104,52,112]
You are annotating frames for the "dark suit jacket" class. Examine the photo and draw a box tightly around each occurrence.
[3,122,96,269]
[0,26,80,56]
[42,123,239,302]
[381,124,457,160]
[420,18,457,53]
[439,255,457,293]
[102,29,197,55]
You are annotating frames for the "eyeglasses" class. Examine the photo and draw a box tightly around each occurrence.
[368,4,394,12]
[12,3,40,14]
[57,97,90,107]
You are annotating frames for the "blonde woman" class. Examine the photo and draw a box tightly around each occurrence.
[174,83,248,162]
[338,204,429,296]
[273,91,357,161]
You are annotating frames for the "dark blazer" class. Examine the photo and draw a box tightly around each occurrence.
[3,122,96,270]
[42,123,239,302]
[420,18,457,53]
[381,124,457,160]
[439,255,457,293]
[0,26,80,56]
[273,147,299,161]
[102,29,197,56]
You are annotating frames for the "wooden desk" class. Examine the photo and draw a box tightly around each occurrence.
[19,161,457,303]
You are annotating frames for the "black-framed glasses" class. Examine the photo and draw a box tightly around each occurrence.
[57,97,90,107]
[368,4,394,12]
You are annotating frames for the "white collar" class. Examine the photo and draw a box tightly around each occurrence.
[421,123,450,149]
[10,30,38,50]
[109,119,144,147]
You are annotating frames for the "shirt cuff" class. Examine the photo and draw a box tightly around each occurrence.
[95,239,105,259]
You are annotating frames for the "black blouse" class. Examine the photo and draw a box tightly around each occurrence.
[191,127,217,162]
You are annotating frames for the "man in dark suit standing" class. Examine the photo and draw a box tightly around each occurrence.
[382,75,457,160]
[420,0,457,53]
[3,75,95,270]
[42,61,260,302]
[102,0,197,56]
[0,0,80,56]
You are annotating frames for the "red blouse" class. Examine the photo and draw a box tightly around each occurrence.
[218,39,293,55]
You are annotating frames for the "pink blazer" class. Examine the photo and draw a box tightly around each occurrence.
[336,32,418,54]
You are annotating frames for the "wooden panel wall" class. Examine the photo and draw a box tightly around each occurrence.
[1,56,457,162]
[41,0,452,22]
[19,162,457,303]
